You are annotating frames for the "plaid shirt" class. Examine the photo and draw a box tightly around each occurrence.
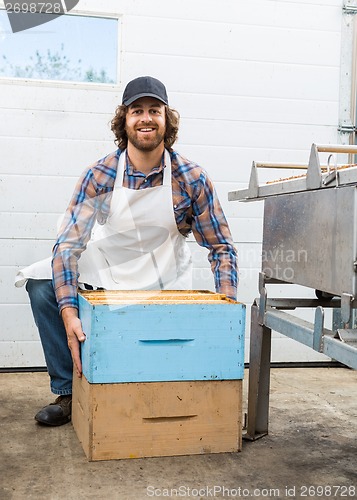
[52,149,238,311]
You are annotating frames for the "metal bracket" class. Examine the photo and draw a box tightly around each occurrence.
[313,306,324,351]
[343,5,357,15]
[306,144,322,190]
[246,161,259,199]
[258,272,266,295]
[341,293,354,324]
[323,170,337,186]
[338,124,357,134]
[335,329,357,344]
[258,287,267,326]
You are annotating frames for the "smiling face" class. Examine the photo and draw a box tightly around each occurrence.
[125,97,166,153]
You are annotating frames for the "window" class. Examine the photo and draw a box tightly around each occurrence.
[0,9,119,84]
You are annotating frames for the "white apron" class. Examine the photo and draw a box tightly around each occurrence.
[15,150,193,291]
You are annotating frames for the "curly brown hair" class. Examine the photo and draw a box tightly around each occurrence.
[111,104,180,150]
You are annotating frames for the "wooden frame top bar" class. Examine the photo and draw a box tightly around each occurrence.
[79,289,237,305]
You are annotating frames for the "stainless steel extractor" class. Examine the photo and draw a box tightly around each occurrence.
[229,143,357,441]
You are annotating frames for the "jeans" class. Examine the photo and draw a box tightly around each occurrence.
[26,279,73,395]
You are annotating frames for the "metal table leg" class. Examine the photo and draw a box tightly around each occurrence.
[244,303,272,441]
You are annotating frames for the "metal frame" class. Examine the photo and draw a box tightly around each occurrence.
[244,278,357,441]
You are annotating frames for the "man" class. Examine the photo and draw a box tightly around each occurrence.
[23,76,238,426]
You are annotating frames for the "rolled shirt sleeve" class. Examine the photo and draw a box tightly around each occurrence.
[52,153,118,312]
[191,170,239,301]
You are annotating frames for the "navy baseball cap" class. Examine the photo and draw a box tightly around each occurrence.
[122,76,168,106]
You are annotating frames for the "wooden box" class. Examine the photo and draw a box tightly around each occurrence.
[72,374,242,461]
[78,290,245,384]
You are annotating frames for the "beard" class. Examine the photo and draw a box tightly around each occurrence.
[126,127,165,152]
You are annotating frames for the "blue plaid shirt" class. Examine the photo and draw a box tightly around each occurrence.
[52,149,238,311]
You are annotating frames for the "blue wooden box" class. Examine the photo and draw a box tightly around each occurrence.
[78,290,245,384]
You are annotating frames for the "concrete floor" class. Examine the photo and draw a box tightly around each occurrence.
[1,367,356,500]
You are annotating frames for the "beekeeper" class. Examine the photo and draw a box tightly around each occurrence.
[15,76,238,426]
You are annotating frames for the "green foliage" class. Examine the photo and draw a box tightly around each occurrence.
[0,44,114,83]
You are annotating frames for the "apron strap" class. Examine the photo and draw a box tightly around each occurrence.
[163,149,172,186]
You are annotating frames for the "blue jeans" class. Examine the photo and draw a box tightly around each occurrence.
[26,279,73,395]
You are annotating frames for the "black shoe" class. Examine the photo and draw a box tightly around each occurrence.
[35,395,72,426]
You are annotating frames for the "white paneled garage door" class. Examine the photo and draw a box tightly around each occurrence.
[0,0,344,367]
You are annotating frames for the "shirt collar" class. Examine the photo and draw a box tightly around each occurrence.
[125,150,166,178]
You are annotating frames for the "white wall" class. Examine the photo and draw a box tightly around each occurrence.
[0,0,344,367]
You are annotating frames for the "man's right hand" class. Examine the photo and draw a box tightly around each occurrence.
[61,307,86,378]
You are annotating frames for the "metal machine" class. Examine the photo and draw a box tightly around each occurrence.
[229,144,357,440]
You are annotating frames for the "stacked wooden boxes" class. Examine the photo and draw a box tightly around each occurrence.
[72,290,245,461]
